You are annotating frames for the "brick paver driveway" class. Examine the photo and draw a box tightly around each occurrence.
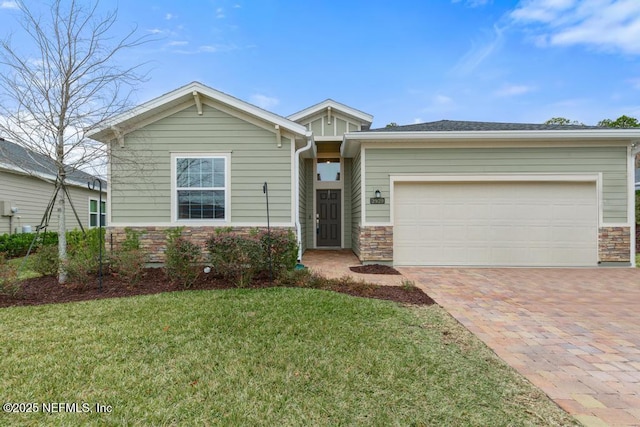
[400,268,640,427]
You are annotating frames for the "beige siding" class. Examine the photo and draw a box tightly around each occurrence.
[110,104,293,224]
[351,150,362,255]
[364,146,628,224]
[0,170,105,234]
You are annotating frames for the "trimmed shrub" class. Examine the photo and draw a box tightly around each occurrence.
[65,242,98,287]
[207,230,261,287]
[207,228,298,287]
[277,267,325,288]
[32,244,59,276]
[258,229,298,275]
[0,253,20,296]
[164,228,202,288]
[110,249,146,285]
[0,232,57,258]
[110,228,146,285]
[0,228,104,259]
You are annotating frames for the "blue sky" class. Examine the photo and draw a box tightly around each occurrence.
[1,0,640,128]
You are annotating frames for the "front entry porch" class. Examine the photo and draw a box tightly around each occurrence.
[300,249,405,287]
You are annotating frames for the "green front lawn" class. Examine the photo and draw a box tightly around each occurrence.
[0,288,577,426]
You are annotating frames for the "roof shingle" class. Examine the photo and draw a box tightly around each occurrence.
[369,120,604,132]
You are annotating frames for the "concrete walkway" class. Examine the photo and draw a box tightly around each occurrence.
[401,267,640,427]
[301,250,407,286]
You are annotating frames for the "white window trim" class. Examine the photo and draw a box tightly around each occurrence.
[170,152,231,224]
[88,197,106,228]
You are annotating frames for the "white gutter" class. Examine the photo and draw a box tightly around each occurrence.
[345,129,640,141]
[294,133,315,262]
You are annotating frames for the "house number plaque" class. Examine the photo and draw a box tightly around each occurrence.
[370,197,385,204]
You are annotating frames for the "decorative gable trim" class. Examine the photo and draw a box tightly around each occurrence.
[87,81,311,144]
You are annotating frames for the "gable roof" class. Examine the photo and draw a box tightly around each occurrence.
[287,99,373,127]
[87,81,312,143]
[342,119,640,157]
[0,138,105,189]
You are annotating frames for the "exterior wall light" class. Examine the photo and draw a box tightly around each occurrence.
[375,189,381,198]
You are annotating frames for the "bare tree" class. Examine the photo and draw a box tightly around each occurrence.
[0,0,148,283]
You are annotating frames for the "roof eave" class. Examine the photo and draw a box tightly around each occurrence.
[341,129,640,157]
[345,129,640,140]
[288,99,373,125]
[87,82,309,143]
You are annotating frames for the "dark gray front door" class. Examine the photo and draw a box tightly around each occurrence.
[317,189,341,247]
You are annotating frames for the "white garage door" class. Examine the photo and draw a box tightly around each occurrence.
[393,181,598,266]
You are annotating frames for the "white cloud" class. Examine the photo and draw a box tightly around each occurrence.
[453,25,505,74]
[629,78,640,90]
[172,44,240,55]
[147,28,164,35]
[168,41,188,47]
[165,13,175,20]
[510,0,640,55]
[216,7,225,19]
[413,118,423,124]
[250,94,279,110]
[418,94,457,116]
[0,1,18,9]
[433,95,454,106]
[452,0,492,6]
[494,84,535,97]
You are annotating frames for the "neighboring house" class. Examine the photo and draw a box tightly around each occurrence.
[87,82,640,267]
[0,138,106,235]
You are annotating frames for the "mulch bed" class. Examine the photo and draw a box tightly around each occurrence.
[0,268,434,308]
[349,264,402,275]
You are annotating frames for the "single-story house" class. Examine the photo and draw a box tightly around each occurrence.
[0,138,106,235]
[88,82,640,267]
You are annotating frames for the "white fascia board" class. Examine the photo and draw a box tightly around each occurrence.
[87,81,310,142]
[345,129,640,141]
[341,130,640,157]
[288,99,373,124]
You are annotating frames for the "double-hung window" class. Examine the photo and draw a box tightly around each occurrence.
[89,199,106,227]
[175,156,227,220]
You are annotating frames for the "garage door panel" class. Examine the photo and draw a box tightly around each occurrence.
[393,181,598,266]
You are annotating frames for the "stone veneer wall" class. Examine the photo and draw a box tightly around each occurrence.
[106,226,289,264]
[357,226,393,263]
[598,226,631,262]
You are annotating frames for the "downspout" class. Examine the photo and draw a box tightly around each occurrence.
[630,142,640,267]
[294,132,315,262]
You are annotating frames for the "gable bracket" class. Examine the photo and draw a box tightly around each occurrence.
[193,91,203,115]
[327,106,332,125]
[111,126,124,148]
[275,125,282,148]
